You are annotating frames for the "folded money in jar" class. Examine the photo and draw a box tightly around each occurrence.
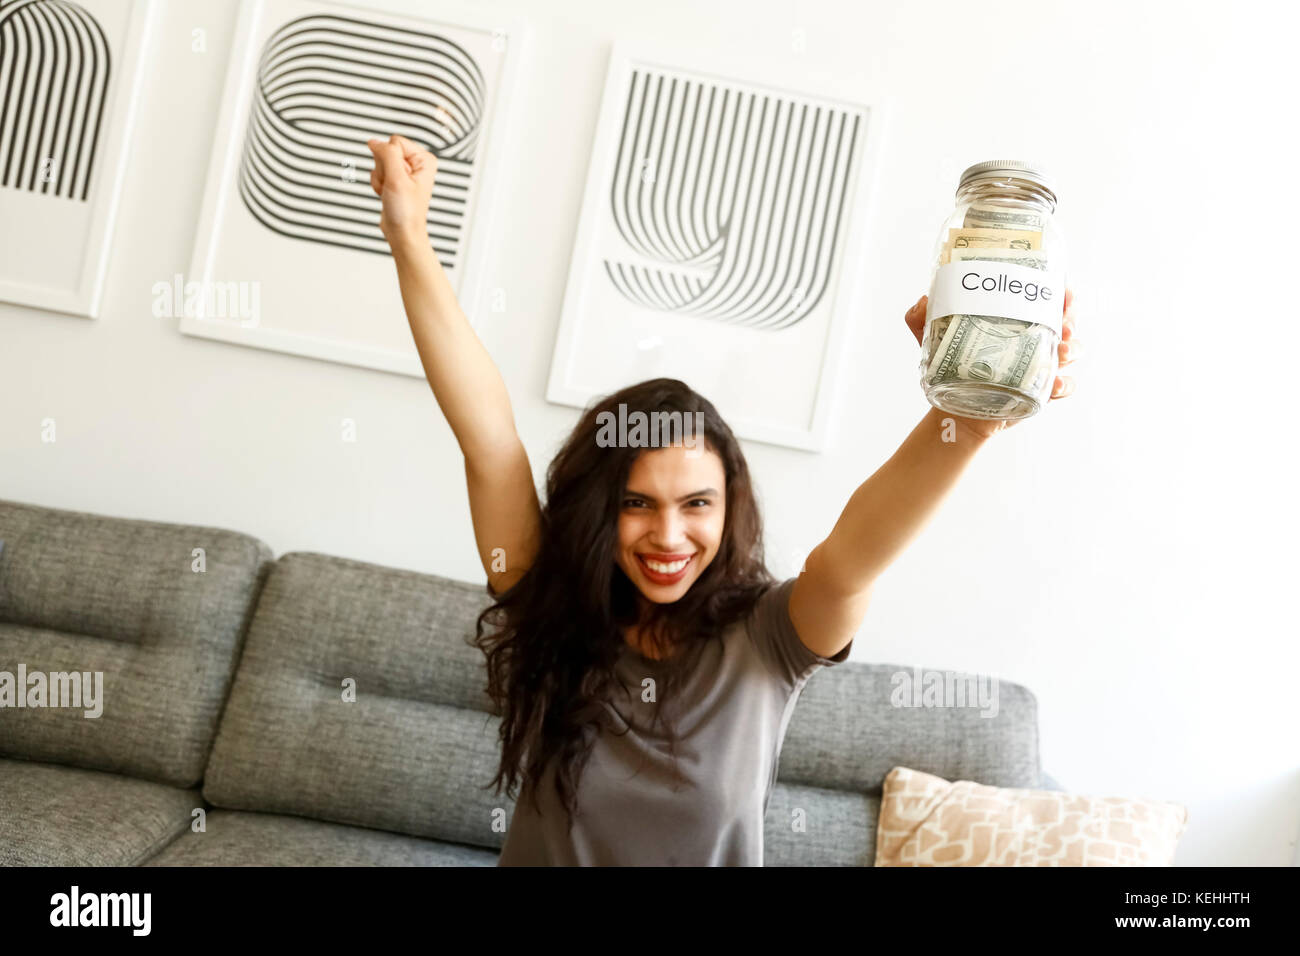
[919,160,1067,422]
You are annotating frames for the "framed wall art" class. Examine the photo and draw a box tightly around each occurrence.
[0,0,155,317]
[546,42,885,451]
[181,0,527,376]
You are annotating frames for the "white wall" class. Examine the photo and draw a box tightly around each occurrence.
[2,0,1296,865]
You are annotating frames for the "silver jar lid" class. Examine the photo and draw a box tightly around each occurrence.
[957,159,1057,204]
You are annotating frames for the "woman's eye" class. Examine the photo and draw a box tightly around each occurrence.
[622,498,710,508]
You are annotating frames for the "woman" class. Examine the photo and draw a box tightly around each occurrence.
[366,134,1081,866]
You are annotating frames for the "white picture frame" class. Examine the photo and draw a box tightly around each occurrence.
[0,0,155,318]
[180,0,528,376]
[546,42,886,451]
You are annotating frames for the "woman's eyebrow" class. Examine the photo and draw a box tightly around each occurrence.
[624,487,719,503]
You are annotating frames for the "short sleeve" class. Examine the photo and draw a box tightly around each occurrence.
[747,577,852,689]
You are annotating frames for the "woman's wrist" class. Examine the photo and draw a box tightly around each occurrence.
[384,224,431,260]
[924,405,996,446]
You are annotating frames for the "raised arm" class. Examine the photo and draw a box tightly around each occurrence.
[788,289,1081,659]
[368,134,541,595]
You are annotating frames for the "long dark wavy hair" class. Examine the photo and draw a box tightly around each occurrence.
[472,378,775,833]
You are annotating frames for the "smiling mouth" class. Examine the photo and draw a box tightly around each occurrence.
[636,553,695,582]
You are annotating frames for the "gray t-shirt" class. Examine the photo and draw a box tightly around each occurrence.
[496,576,852,866]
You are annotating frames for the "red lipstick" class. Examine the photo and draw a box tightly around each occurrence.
[635,552,695,585]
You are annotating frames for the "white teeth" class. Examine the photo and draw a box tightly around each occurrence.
[644,556,689,574]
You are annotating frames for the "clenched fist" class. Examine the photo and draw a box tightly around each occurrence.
[366,134,438,244]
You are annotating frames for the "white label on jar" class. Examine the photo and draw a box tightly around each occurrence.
[928,261,1065,337]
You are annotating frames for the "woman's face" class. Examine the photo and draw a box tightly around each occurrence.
[615,442,726,605]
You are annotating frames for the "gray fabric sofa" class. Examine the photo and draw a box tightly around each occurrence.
[0,497,1060,866]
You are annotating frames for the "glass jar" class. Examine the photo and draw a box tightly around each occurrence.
[919,159,1067,421]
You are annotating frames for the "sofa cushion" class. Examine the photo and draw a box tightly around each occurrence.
[201,552,507,850]
[143,809,498,866]
[0,498,272,787]
[872,766,1189,865]
[765,781,878,865]
[0,757,200,865]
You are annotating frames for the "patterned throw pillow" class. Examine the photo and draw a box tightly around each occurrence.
[874,767,1188,866]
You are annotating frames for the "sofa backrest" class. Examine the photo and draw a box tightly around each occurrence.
[0,498,272,788]
[203,550,1045,862]
[201,552,503,848]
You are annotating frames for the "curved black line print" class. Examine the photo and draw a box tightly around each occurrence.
[0,0,111,201]
[237,13,487,264]
[606,68,863,330]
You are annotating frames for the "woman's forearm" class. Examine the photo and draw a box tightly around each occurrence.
[813,406,990,594]
[387,229,520,461]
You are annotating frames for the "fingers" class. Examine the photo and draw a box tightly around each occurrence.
[1053,291,1078,398]
[391,134,436,173]
[394,134,438,189]
[1059,337,1082,365]
[367,137,407,185]
[1053,287,1080,399]
[905,294,927,327]
[1058,286,1081,364]
[904,294,927,345]
[366,140,385,195]
[369,134,438,197]
[391,133,423,158]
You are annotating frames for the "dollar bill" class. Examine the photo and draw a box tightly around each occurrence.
[946,245,1049,271]
[925,319,1055,399]
[962,203,1048,232]
[924,314,952,356]
[934,315,1054,394]
[940,226,1042,265]
[925,310,1055,391]
[927,313,1044,389]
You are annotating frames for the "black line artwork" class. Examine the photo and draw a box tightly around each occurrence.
[0,0,112,201]
[605,68,863,330]
[237,12,487,266]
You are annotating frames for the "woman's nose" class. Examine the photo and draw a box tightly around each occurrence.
[650,510,687,549]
